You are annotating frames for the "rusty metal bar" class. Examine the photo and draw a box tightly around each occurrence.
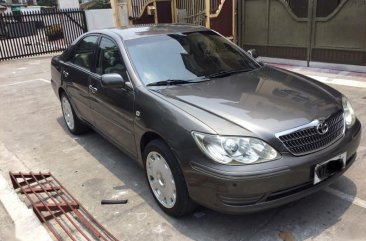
[38,172,109,241]
[29,172,92,241]
[33,202,79,212]
[73,209,106,240]
[10,174,46,188]
[51,174,119,240]
[21,186,61,194]
[51,174,118,240]
[9,172,64,241]
[9,171,118,241]
[11,173,52,178]
[19,172,78,241]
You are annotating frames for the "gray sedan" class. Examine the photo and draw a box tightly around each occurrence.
[51,25,361,217]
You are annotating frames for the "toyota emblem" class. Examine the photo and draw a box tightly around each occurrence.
[316,122,329,135]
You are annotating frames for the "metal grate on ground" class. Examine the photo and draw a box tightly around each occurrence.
[9,172,118,241]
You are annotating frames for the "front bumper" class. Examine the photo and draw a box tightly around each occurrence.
[184,119,361,214]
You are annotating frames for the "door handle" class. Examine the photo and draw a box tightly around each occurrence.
[89,85,98,94]
[62,70,69,78]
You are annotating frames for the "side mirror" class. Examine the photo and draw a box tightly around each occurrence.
[101,73,125,88]
[247,49,258,59]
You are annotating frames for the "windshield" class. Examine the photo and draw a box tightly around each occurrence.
[125,30,260,86]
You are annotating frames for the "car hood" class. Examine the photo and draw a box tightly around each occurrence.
[152,66,342,135]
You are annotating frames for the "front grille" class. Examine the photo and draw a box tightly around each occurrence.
[278,111,345,156]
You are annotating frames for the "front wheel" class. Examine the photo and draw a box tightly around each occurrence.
[143,139,197,217]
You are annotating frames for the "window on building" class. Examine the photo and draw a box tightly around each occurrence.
[316,0,342,17]
[285,0,343,18]
[285,0,309,18]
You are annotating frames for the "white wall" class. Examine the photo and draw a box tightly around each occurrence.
[85,9,114,31]
[58,0,80,9]
[119,1,129,27]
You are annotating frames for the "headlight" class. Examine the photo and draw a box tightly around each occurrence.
[342,96,356,128]
[192,132,281,165]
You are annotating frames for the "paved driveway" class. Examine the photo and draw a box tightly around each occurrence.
[0,56,366,241]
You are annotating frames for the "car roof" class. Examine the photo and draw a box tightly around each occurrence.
[91,24,209,41]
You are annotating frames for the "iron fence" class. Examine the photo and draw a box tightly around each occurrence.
[0,8,87,61]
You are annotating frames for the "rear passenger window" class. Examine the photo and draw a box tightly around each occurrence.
[96,37,128,80]
[71,36,98,71]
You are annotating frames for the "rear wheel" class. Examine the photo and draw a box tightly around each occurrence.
[143,139,196,217]
[60,93,88,135]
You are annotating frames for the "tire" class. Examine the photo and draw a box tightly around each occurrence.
[60,92,88,135]
[143,139,197,217]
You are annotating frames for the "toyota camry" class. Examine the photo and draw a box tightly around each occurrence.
[51,25,361,217]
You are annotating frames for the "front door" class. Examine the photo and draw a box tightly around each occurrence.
[89,36,137,157]
[63,35,99,124]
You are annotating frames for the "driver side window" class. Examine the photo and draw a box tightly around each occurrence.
[96,37,128,81]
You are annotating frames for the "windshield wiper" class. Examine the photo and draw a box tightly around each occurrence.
[146,79,193,86]
[146,78,207,87]
[207,68,253,79]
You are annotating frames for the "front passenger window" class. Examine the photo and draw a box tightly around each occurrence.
[96,37,128,80]
[71,36,98,71]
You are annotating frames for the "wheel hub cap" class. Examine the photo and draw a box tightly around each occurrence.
[146,151,176,208]
[62,97,74,130]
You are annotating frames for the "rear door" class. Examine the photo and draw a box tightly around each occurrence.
[89,36,137,157]
[62,35,99,125]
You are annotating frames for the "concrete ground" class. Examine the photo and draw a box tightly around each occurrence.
[0,201,16,241]
[0,55,366,241]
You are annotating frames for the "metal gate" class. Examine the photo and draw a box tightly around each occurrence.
[127,0,236,39]
[175,0,236,39]
[0,8,87,61]
[128,0,174,25]
[174,0,207,26]
[238,0,366,66]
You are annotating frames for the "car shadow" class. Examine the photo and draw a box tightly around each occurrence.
[57,117,357,241]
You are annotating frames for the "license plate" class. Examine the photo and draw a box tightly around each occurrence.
[314,152,347,185]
